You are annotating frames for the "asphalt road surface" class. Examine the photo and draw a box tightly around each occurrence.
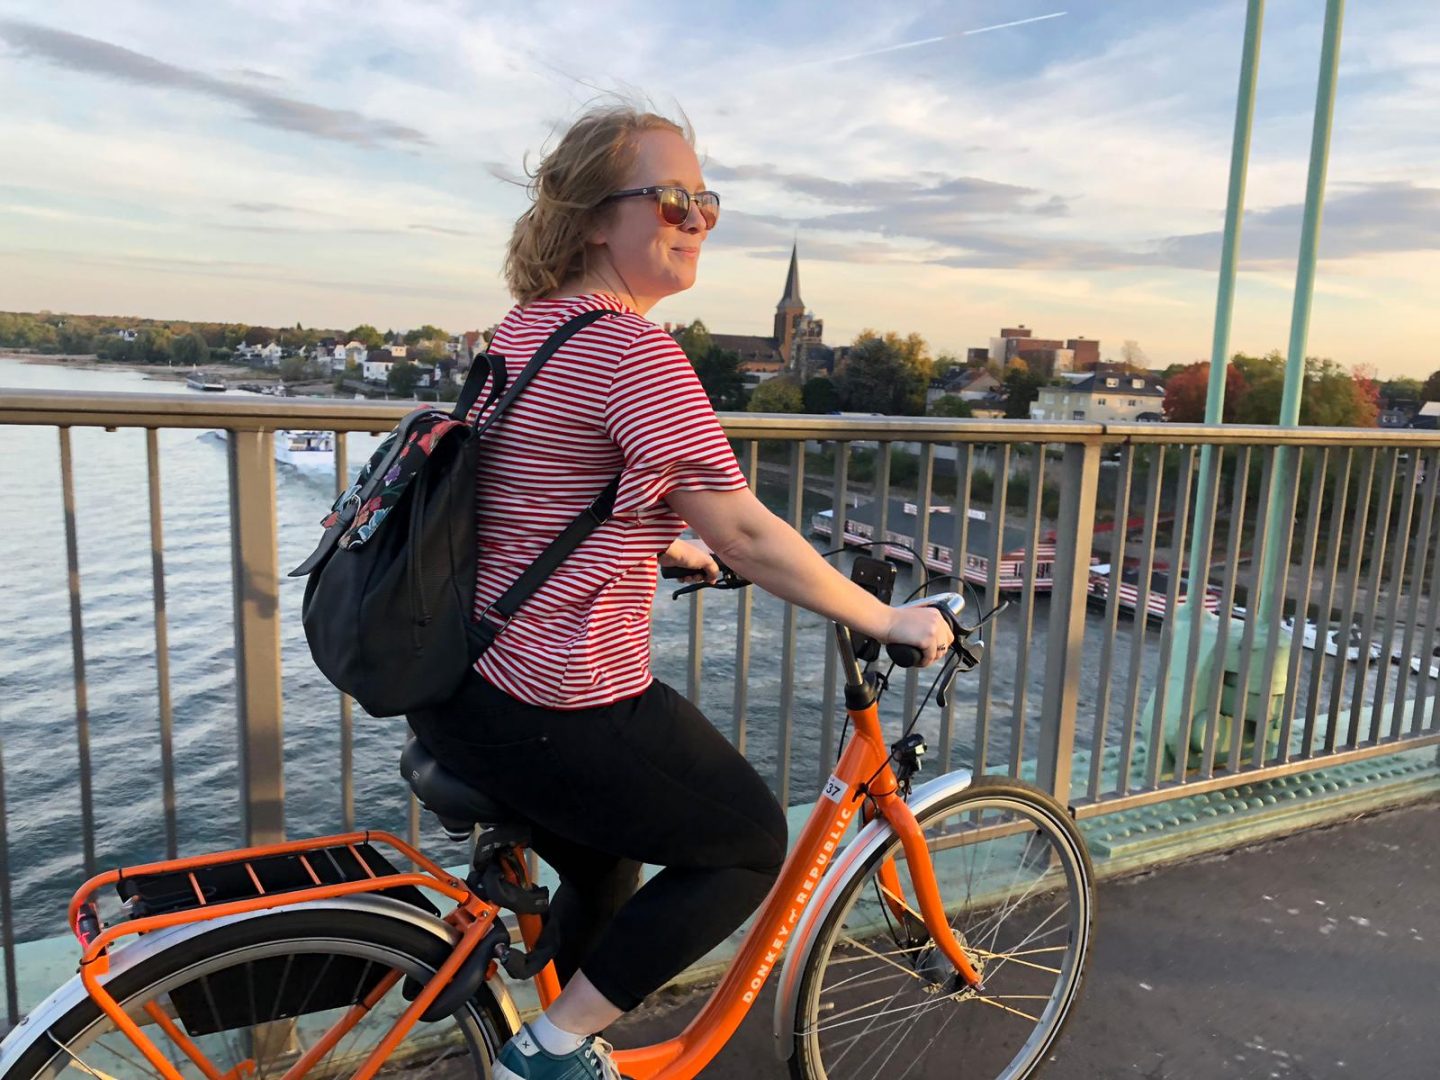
[607,796,1439,1080]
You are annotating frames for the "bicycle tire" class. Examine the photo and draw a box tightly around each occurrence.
[789,776,1095,1080]
[0,905,512,1079]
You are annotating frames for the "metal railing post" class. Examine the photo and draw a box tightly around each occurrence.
[1036,441,1101,804]
[227,428,285,845]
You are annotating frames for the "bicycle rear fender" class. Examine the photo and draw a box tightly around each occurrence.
[0,893,522,1069]
[770,767,973,1061]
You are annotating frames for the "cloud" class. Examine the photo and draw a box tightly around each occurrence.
[1153,182,1440,269]
[408,224,478,237]
[0,18,428,147]
[704,160,1061,217]
[231,201,295,214]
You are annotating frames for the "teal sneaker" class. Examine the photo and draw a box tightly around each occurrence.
[491,1023,624,1080]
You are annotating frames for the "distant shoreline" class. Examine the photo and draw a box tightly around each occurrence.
[1,351,329,392]
[3,351,232,384]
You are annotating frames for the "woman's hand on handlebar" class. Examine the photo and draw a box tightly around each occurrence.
[658,537,721,585]
[882,604,954,667]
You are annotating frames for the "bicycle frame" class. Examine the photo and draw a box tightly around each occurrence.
[65,832,501,1080]
[606,620,982,1079]
[58,624,977,1080]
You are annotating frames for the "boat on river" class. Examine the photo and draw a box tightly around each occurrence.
[274,430,335,473]
[1086,564,1221,622]
[811,497,1066,592]
[185,370,226,392]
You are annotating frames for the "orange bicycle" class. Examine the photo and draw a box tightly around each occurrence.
[0,557,1095,1080]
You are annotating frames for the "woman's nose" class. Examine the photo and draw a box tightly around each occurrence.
[680,199,706,234]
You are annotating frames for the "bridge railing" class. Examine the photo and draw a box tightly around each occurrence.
[4,388,1440,1025]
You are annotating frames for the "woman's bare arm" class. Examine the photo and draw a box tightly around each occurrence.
[664,487,951,661]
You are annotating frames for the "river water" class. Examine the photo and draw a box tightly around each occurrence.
[0,355,1172,941]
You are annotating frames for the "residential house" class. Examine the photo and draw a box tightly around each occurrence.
[927,368,1001,410]
[1029,369,1166,422]
[363,349,396,384]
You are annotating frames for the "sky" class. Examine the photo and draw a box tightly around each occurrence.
[1,0,1438,376]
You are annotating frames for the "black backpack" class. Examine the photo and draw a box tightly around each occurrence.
[290,309,618,717]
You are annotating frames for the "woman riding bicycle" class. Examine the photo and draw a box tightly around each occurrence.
[406,100,953,1080]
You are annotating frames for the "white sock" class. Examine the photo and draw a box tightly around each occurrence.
[529,1012,588,1056]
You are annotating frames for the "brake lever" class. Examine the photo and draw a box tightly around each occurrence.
[934,602,995,707]
[669,564,751,599]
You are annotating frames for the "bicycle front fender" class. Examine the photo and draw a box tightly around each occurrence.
[770,767,973,1061]
[0,893,523,1071]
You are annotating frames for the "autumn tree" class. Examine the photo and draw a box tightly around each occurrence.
[347,324,385,349]
[1162,361,1248,422]
[1228,351,1378,427]
[403,324,448,346]
[171,331,210,368]
[833,330,931,415]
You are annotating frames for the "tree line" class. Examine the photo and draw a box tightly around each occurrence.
[0,311,453,368]
[1162,352,1383,427]
[675,319,1097,421]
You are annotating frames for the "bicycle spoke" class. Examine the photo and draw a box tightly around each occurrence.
[799,789,1093,1080]
[836,935,925,983]
[27,930,497,1080]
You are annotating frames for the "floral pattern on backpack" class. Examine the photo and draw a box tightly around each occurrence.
[320,415,467,549]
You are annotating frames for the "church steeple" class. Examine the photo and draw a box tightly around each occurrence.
[774,243,806,364]
[780,242,803,308]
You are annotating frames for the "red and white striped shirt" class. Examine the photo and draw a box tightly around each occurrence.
[465,292,748,709]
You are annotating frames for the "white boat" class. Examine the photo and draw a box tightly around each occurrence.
[274,429,336,473]
[186,370,226,392]
[206,428,337,476]
[1281,617,1383,661]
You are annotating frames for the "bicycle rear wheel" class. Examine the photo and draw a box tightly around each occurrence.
[0,906,509,1079]
[790,776,1095,1080]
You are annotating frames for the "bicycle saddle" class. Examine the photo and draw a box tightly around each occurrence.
[400,736,516,834]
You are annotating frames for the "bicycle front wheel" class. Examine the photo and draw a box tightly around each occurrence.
[791,776,1095,1080]
[1,906,510,1079]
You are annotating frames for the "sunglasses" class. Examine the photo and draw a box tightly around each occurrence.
[602,185,721,230]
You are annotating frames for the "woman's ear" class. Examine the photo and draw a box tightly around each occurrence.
[585,217,610,248]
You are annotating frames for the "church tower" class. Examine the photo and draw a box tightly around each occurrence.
[774,243,805,366]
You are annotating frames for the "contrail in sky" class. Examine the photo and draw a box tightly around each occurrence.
[796,10,1068,67]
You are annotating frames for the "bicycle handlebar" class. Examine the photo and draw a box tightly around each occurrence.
[661,557,986,675]
[881,593,968,668]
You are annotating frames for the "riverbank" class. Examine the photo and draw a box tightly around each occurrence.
[5,350,261,383]
[0,351,334,394]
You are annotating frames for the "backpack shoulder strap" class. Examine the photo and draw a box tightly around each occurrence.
[453,350,508,423]
[471,308,615,439]
[472,471,622,653]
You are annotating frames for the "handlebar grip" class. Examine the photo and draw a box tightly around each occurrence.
[885,642,924,667]
[661,556,734,580]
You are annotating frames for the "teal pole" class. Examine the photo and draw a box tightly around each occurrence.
[1183,0,1265,620]
[1256,0,1345,626]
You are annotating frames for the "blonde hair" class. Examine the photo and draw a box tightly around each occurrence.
[504,103,693,304]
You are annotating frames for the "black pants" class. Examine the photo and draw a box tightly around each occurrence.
[407,671,788,1012]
